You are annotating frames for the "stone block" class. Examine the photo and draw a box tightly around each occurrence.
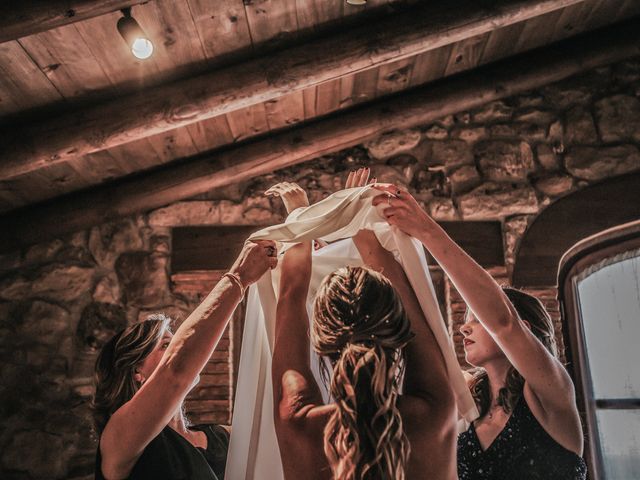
[428,197,458,220]
[504,215,532,265]
[408,139,433,164]
[0,265,94,302]
[514,109,557,126]
[89,218,145,268]
[565,106,598,144]
[370,165,407,186]
[92,273,121,305]
[448,165,481,195]
[613,60,640,85]
[595,95,640,142]
[387,154,420,183]
[476,141,535,182]
[565,145,640,181]
[514,94,545,109]
[472,101,513,123]
[542,84,592,109]
[364,129,421,160]
[19,300,71,346]
[423,124,448,140]
[430,140,474,172]
[451,126,487,143]
[33,265,95,302]
[115,252,172,308]
[76,302,127,352]
[536,144,561,171]
[458,183,539,220]
[534,175,574,197]
[547,120,564,145]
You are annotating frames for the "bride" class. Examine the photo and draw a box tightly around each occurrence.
[267,169,458,480]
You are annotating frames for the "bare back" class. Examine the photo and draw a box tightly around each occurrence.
[275,388,456,480]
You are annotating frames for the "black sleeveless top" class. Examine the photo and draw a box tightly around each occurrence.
[457,397,587,479]
[95,424,229,479]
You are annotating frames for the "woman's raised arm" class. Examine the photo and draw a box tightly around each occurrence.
[101,240,277,478]
[372,185,580,438]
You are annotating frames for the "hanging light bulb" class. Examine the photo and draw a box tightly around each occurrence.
[346,0,367,5]
[117,8,154,60]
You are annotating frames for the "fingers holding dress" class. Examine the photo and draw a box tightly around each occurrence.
[265,182,310,214]
[371,184,433,238]
[229,239,278,289]
[345,167,376,189]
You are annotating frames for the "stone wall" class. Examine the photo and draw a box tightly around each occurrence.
[0,57,638,479]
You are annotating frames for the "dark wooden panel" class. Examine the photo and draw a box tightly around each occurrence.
[172,226,262,272]
[513,172,640,287]
[172,221,503,273]
[437,221,504,268]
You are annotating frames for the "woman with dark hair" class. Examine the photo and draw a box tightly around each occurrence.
[372,184,587,479]
[92,239,277,480]
[269,171,457,480]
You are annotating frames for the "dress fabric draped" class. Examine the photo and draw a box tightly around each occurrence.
[225,185,479,480]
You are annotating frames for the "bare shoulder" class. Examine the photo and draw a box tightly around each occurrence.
[397,394,456,440]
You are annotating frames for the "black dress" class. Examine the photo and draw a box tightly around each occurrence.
[95,424,229,480]
[457,396,587,479]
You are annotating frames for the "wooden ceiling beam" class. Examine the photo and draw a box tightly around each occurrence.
[0,19,638,253]
[0,0,586,180]
[0,1,148,43]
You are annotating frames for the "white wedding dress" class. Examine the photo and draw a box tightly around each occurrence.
[224,185,479,480]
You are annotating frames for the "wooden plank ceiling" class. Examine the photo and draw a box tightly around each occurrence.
[0,0,639,230]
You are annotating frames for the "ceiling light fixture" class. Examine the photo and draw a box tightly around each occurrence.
[346,0,367,5]
[117,8,154,60]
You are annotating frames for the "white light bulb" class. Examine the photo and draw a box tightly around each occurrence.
[131,38,153,59]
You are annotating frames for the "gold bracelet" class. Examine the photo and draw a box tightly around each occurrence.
[222,272,245,296]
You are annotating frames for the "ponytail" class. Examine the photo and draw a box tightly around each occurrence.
[325,342,410,479]
[313,266,414,479]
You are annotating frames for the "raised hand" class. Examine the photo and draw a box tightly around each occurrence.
[265,182,310,214]
[345,167,376,189]
[371,184,434,239]
[229,240,278,287]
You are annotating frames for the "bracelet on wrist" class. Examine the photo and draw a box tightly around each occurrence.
[222,272,245,296]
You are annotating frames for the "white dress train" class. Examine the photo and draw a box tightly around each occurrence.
[224,185,479,480]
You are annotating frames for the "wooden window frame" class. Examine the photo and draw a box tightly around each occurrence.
[558,220,640,480]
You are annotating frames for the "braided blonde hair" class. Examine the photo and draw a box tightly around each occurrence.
[312,266,414,480]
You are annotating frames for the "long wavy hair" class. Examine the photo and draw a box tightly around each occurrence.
[469,287,558,417]
[91,314,172,435]
[312,266,414,480]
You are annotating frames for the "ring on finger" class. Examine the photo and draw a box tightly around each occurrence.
[395,189,402,196]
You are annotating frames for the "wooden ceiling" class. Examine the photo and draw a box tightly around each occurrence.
[0,0,639,251]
